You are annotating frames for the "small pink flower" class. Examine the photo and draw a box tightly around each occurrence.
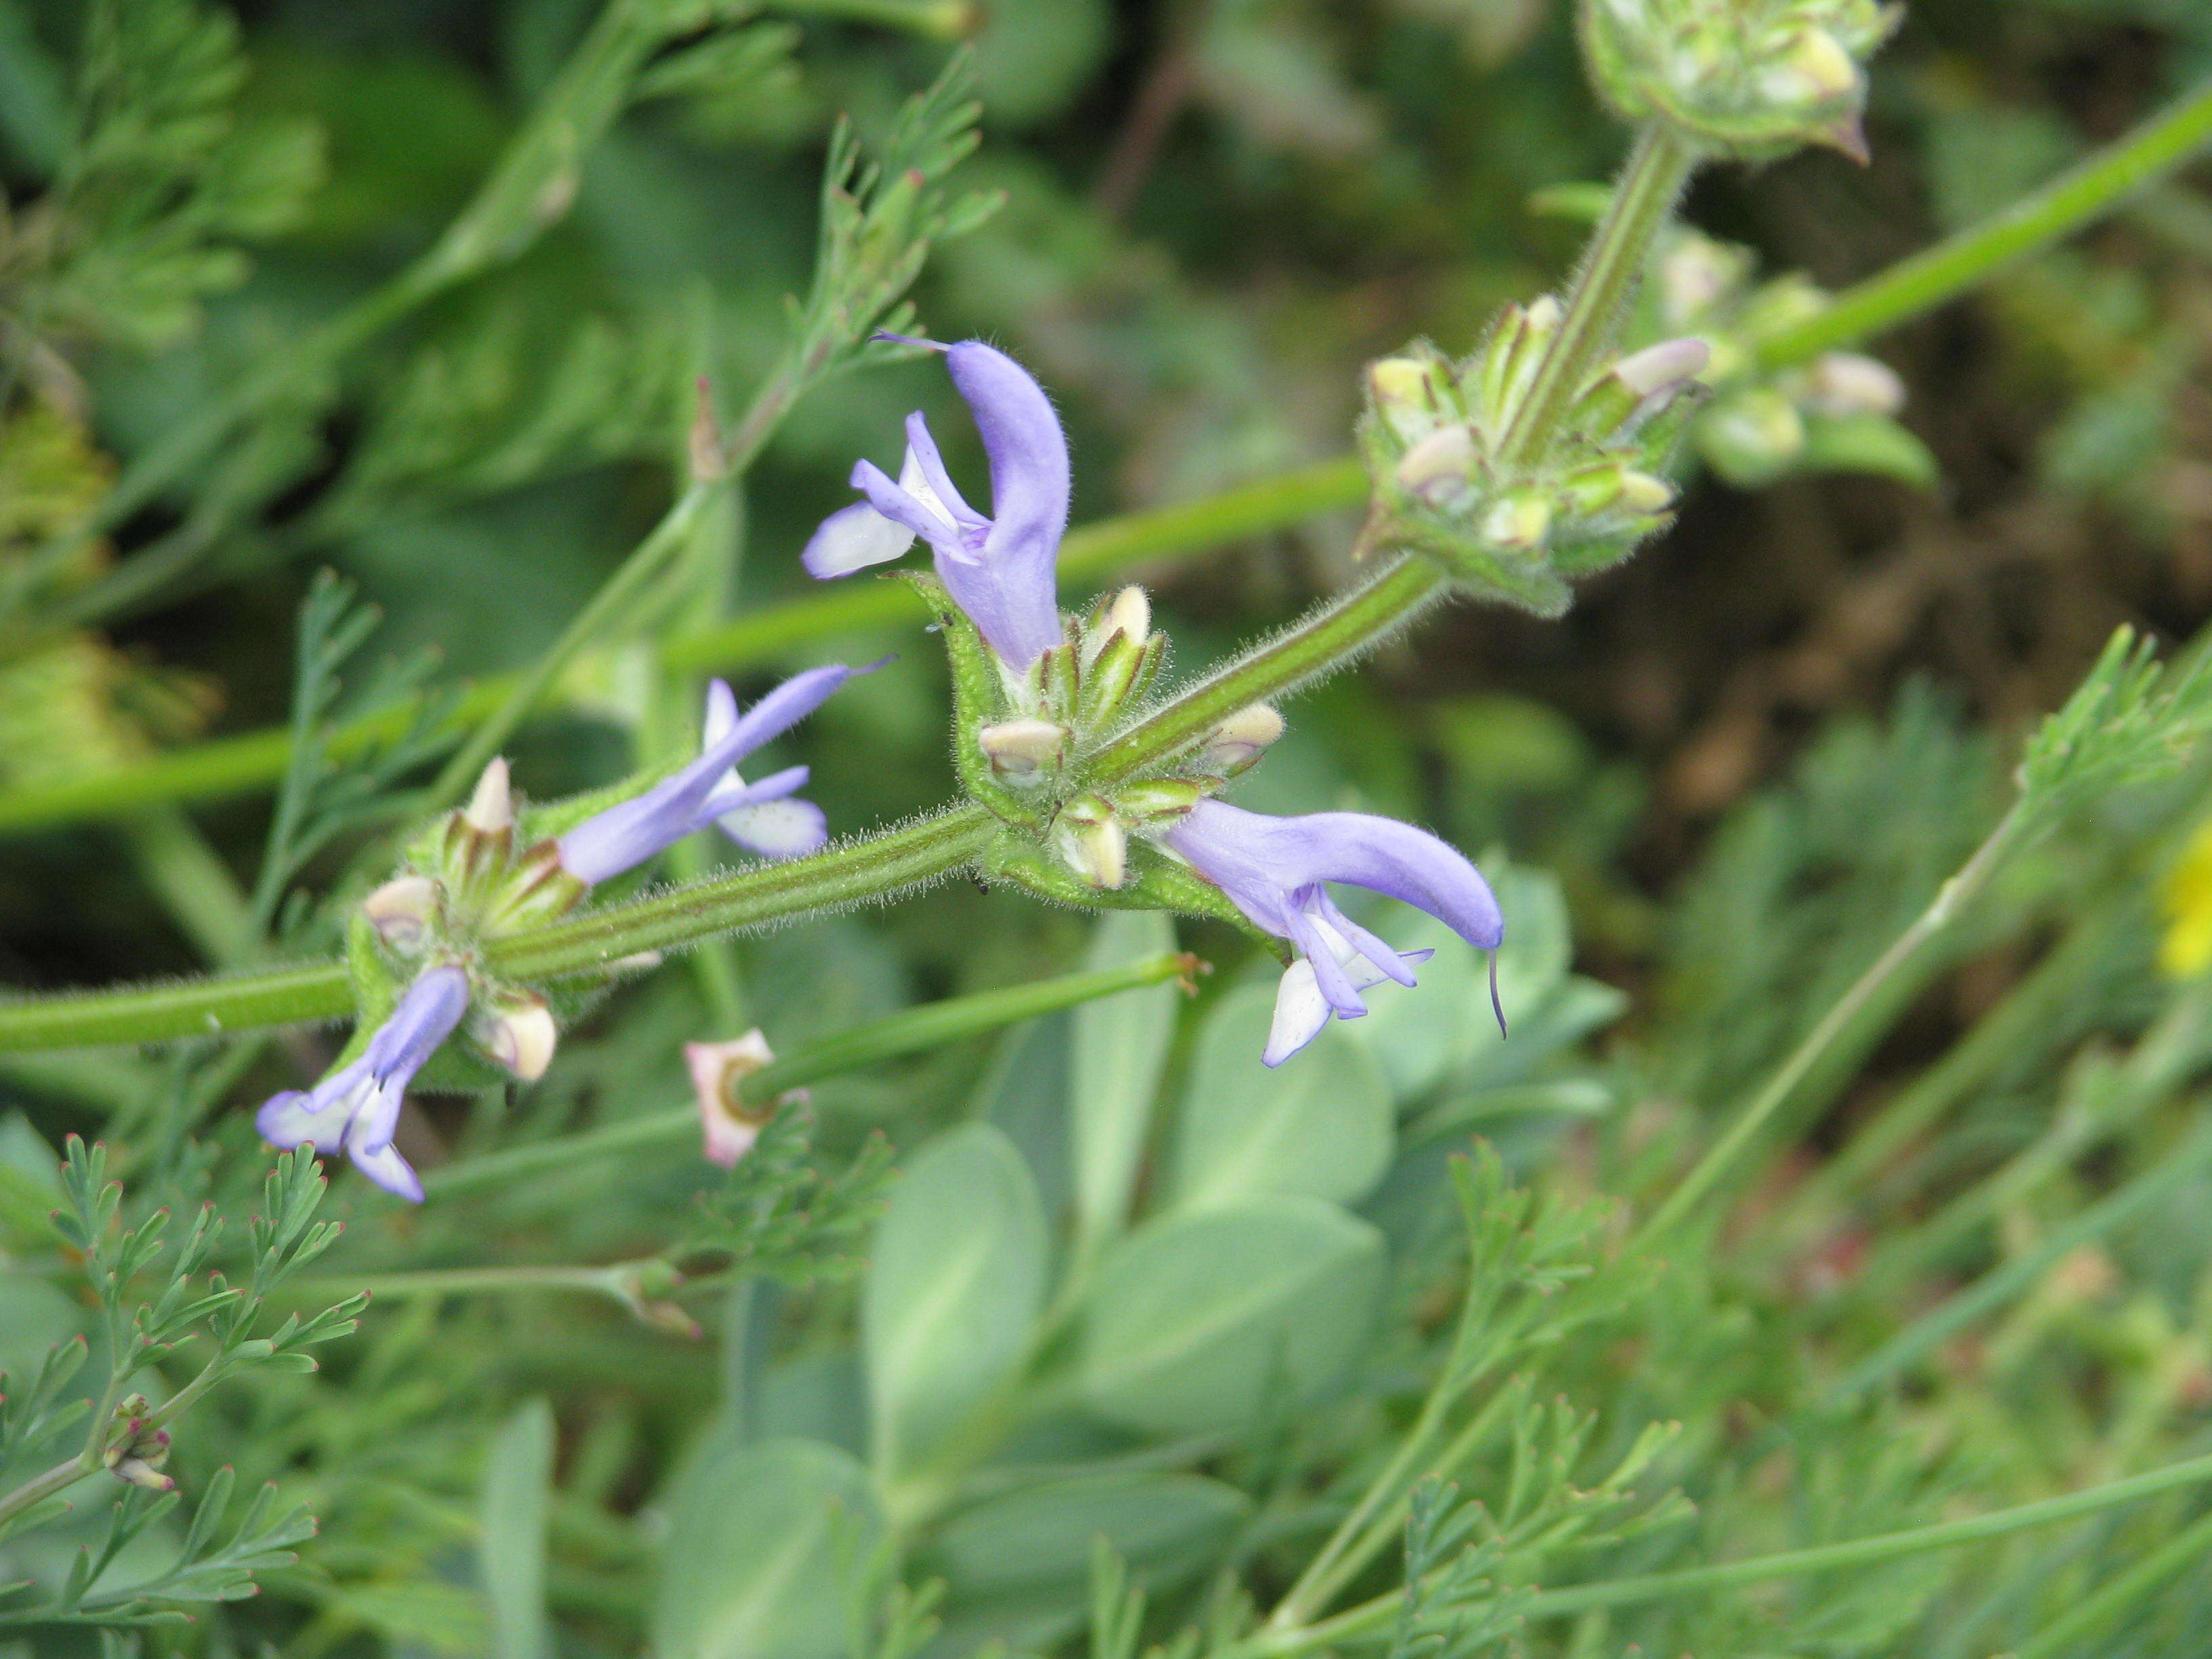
[684,1031,779,1167]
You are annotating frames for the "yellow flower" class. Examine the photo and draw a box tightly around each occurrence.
[2159,817,2212,977]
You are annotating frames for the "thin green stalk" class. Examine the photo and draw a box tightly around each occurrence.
[1763,900,2134,1248]
[2011,1503,2212,1659]
[1088,555,1447,781]
[486,804,996,980]
[1754,76,2212,369]
[0,459,1368,837]
[1824,1113,2212,1403]
[1218,1447,2212,1656]
[426,481,716,807]
[1631,799,2030,1253]
[422,949,1194,1195]
[0,961,351,1053]
[1498,126,1698,464]
[740,951,1193,1103]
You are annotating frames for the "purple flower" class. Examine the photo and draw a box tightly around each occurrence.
[1160,800,1505,1067]
[802,338,1069,670]
[256,964,471,1202]
[556,665,859,886]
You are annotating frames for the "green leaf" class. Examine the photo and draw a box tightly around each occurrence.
[1080,1197,1386,1435]
[1071,910,1180,1255]
[918,1472,1249,1654]
[1170,983,1393,1211]
[861,1123,1047,1476]
[1799,411,1940,489]
[923,1471,1249,1597]
[478,1398,554,1659]
[653,1435,882,1659]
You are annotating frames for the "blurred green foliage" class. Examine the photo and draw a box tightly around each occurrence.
[5,0,2212,1655]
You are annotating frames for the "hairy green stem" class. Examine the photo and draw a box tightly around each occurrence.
[1631,799,2029,1252]
[0,962,351,1052]
[1499,125,1697,464]
[1754,76,2212,369]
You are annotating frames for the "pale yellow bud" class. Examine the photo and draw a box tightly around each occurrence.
[1805,352,1906,418]
[1481,491,1553,552]
[1783,27,1860,100]
[1613,337,1711,399]
[1101,585,1151,647]
[1616,471,1676,514]
[464,758,514,835]
[363,875,438,951]
[1395,426,1477,495]
[978,718,1069,783]
[1202,702,1286,774]
[483,996,558,1082]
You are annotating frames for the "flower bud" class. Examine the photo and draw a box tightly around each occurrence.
[1200,701,1286,775]
[480,994,558,1082]
[1114,779,1207,827]
[1616,470,1677,514]
[1368,353,1456,443]
[1097,585,1150,649]
[1803,351,1906,418]
[684,1030,777,1168]
[1395,426,1477,497]
[1696,387,1807,486]
[1057,794,1127,890]
[465,758,514,835]
[1614,337,1712,401]
[1659,232,1750,326]
[1481,489,1553,553]
[978,718,1069,785]
[363,875,439,953]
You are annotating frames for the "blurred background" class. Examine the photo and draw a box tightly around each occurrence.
[7,5,2212,1653]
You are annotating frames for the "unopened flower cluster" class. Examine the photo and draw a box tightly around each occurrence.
[1580,0,1900,159]
[1358,304,1710,616]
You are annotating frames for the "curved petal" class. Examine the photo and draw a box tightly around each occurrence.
[1265,961,1334,1067]
[365,966,472,1082]
[903,411,987,530]
[703,762,810,819]
[804,499,916,579]
[851,459,961,552]
[348,1134,425,1203]
[938,342,1069,668]
[701,679,739,749]
[257,1086,343,1150]
[717,797,829,860]
[1313,890,1420,987]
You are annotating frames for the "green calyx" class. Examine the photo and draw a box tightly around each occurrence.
[912,570,1288,908]
[1577,0,1900,161]
[1357,317,1706,617]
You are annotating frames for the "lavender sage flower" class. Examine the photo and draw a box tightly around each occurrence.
[256,963,471,1202]
[556,665,859,886]
[802,337,1069,670]
[1160,800,1505,1067]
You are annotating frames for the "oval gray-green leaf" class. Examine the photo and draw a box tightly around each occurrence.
[652,1435,880,1659]
[1171,984,1392,1211]
[862,1122,1046,1476]
[1071,909,1179,1254]
[922,1470,1249,1597]
[1080,1196,1385,1435]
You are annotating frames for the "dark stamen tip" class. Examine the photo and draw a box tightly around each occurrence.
[1489,951,1508,1039]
